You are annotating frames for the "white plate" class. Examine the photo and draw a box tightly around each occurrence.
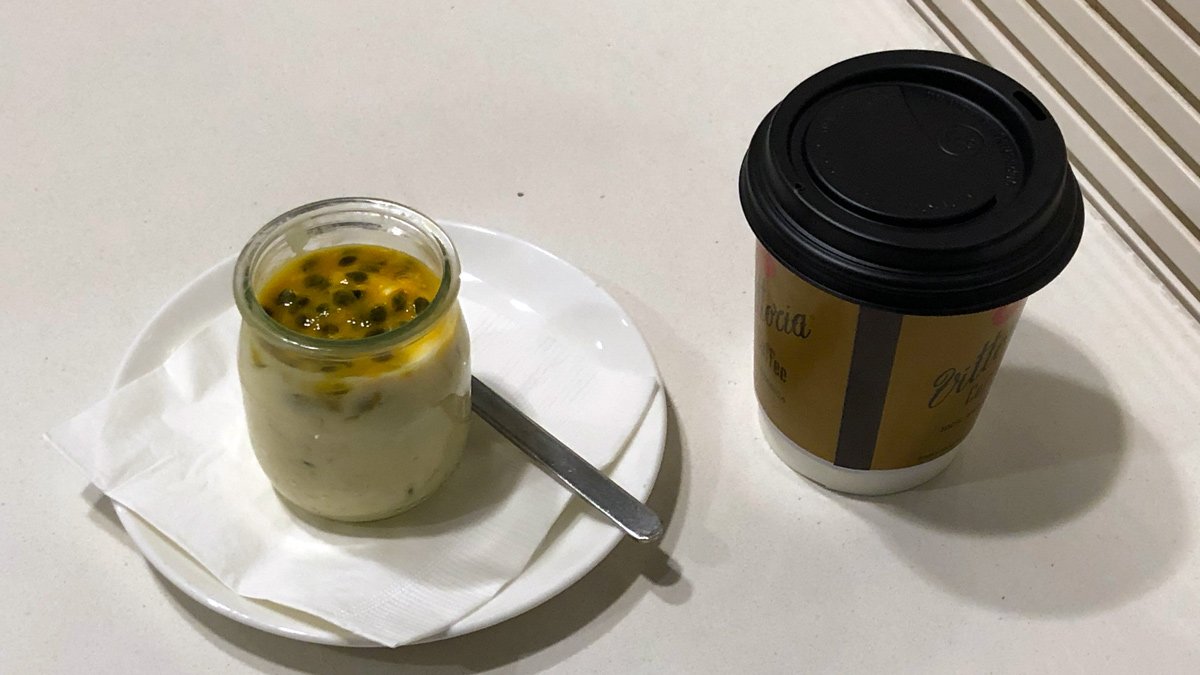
[112,221,666,647]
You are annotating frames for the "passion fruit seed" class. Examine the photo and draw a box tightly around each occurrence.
[319,324,340,336]
[346,271,369,283]
[337,255,357,267]
[304,274,329,290]
[392,260,413,278]
[293,296,310,309]
[276,289,297,306]
[296,314,314,328]
[367,305,388,323]
[356,392,383,415]
[391,292,408,312]
[315,303,330,316]
[352,289,364,299]
[414,296,430,314]
[332,289,356,306]
[361,262,384,273]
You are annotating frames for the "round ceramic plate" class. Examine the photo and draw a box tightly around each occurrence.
[112,221,666,647]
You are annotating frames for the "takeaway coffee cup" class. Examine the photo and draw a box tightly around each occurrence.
[740,51,1084,495]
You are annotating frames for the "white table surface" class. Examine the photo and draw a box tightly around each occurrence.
[5,1,1200,672]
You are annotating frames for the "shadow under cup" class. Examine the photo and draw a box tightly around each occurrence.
[739,51,1085,495]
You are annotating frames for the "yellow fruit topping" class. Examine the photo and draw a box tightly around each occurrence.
[258,244,439,340]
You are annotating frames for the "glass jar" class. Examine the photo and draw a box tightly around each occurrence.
[233,198,471,521]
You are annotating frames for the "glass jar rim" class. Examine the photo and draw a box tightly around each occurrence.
[233,197,462,355]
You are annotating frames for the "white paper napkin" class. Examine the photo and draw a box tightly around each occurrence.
[46,293,658,647]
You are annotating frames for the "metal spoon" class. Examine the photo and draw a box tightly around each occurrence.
[470,377,664,543]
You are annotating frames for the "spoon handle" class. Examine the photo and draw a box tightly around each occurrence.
[470,377,664,543]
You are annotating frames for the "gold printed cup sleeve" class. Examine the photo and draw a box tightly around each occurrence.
[757,245,1025,472]
[871,302,1024,469]
[833,307,903,470]
[754,245,857,465]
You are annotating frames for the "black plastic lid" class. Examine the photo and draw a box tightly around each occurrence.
[740,50,1084,315]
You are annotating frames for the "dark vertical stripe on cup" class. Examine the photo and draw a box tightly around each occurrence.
[834,307,903,469]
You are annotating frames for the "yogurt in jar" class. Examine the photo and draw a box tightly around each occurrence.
[233,200,471,521]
